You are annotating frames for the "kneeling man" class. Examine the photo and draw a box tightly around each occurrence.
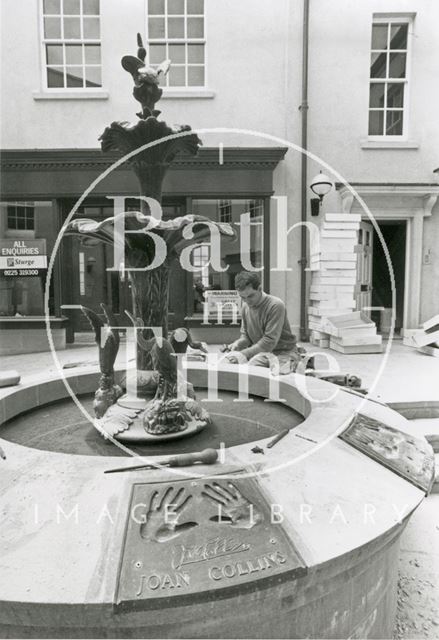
[223,271,301,374]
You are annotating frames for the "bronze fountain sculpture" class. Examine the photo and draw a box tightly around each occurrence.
[66,35,233,441]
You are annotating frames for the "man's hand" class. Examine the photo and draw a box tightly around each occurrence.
[220,350,248,365]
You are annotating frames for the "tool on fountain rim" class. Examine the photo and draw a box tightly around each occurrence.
[267,428,290,449]
[104,448,218,473]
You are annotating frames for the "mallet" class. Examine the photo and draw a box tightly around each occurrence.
[104,448,218,474]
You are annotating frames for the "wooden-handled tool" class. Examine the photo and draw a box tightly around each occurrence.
[267,428,290,449]
[104,448,218,474]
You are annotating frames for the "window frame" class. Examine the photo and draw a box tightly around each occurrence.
[39,0,103,92]
[6,202,36,232]
[368,15,413,140]
[146,0,207,89]
[217,199,232,223]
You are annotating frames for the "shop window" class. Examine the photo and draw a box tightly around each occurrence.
[0,201,56,316]
[147,0,205,87]
[218,200,232,223]
[189,199,264,315]
[41,0,102,89]
[368,16,412,137]
[247,199,263,219]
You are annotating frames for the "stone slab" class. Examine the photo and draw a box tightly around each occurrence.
[422,315,439,332]
[0,370,20,387]
[115,476,306,610]
[329,341,383,354]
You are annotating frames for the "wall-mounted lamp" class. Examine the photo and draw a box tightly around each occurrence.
[310,171,333,216]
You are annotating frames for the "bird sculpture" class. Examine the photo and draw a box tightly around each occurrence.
[143,337,210,435]
[81,303,123,418]
[169,327,208,355]
[121,33,171,119]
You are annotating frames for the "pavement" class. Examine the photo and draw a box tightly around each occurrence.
[1,335,439,639]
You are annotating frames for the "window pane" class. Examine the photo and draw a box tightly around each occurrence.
[387,83,404,108]
[168,66,185,86]
[168,0,184,14]
[43,0,60,14]
[191,199,264,297]
[168,17,185,38]
[370,51,386,78]
[83,17,100,38]
[148,0,165,14]
[187,0,204,14]
[46,44,63,64]
[386,110,403,135]
[66,66,84,87]
[368,110,384,135]
[83,0,100,15]
[169,43,185,63]
[371,23,388,49]
[149,43,166,63]
[389,52,406,78]
[63,0,80,14]
[44,17,61,38]
[148,17,165,38]
[65,44,82,64]
[187,17,204,38]
[84,44,100,63]
[63,16,81,38]
[369,82,385,108]
[85,66,102,87]
[188,43,204,63]
[390,24,408,49]
[188,65,204,86]
[47,66,64,87]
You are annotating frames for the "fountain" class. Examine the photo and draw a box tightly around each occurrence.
[0,35,435,639]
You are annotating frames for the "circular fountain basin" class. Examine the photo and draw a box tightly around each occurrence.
[0,363,434,639]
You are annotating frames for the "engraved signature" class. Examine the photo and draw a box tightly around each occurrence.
[202,481,263,529]
[172,536,250,571]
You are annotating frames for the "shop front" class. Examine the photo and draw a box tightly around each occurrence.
[0,147,286,352]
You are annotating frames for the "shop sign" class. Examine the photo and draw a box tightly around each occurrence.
[205,290,241,323]
[0,239,47,277]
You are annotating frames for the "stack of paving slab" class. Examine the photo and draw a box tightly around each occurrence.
[403,315,439,357]
[308,213,381,353]
[308,212,359,348]
[320,311,383,354]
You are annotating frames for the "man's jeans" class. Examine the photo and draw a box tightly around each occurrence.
[248,349,302,375]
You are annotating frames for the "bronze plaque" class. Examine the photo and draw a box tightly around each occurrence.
[114,475,307,610]
[340,413,435,493]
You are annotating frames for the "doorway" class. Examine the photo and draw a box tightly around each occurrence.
[369,221,407,335]
[355,220,407,334]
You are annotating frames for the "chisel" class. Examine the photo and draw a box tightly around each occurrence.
[104,448,218,474]
[267,428,290,449]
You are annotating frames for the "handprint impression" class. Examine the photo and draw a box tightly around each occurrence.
[140,486,198,543]
[202,482,263,530]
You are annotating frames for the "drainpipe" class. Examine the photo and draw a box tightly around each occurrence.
[299,0,310,341]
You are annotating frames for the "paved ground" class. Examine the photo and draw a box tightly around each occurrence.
[1,335,439,639]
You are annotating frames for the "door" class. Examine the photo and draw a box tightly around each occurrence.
[355,221,373,312]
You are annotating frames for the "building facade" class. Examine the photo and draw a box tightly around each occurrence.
[1,0,437,352]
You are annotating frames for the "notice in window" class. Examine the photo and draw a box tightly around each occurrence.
[0,239,47,277]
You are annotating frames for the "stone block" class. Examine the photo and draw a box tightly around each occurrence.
[0,371,20,387]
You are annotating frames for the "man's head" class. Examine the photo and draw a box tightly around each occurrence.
[235,271,263,307]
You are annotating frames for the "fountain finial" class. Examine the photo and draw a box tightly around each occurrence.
[121,33,171,119]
